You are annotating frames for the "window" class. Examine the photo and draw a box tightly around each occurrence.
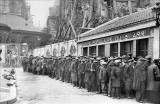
[83,47,88,56]
[120,41,133,56]
[89,46,96,56]
[136,38,148,57]
[98,45,105,57]
[110,43,118,57]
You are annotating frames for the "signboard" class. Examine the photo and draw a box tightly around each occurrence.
[52,43,59,57]
[45,45,52,58]
[68,40,77,56]
[59,42,67,57]
[82,29,150,46]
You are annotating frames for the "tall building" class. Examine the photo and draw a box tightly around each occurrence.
[0,0,30,20]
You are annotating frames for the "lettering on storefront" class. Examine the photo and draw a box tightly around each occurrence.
[82,29,150,46]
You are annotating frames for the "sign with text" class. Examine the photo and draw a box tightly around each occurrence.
[82,29,151,46]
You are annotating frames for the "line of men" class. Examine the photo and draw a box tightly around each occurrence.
[22,54,160,104]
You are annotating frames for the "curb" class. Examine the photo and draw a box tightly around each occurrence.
[0,85,17,104]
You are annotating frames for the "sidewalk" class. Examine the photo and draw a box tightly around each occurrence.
[0,67,17,104]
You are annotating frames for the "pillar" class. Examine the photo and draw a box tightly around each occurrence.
[148,37,153,57]
[105,44,110,57]
[118,42,120,57]
[87,47,90,56]
[153,27,159,59]
[133,40,136,57]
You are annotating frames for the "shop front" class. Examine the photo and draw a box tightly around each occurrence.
[79,28,154,58]
[77,9,160,59]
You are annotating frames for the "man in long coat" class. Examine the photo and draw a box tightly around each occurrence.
[111,60,121,98]
[78,59,86,88]
[146,59,160,104]
[84,59,92,91]
[133,58,149,102]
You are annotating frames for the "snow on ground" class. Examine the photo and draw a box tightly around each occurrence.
[15,68,150,104]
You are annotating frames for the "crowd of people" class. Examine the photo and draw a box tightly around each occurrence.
[22,54,160,104]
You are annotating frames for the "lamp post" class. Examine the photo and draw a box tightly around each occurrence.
[0,49,2,61]
[152,2,160,58]
[152,2,160,26]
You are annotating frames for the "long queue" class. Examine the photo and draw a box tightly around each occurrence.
[22,54,160,104]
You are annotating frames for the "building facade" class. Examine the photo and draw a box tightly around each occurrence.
[0,0,30,20]
[77,8,160,59]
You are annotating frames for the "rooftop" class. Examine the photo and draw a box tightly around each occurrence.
[79,8,155,38]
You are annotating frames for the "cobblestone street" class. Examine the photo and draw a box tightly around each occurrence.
[14,68,149,104]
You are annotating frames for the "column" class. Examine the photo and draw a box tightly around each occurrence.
[118,42,120,57]
[133,40,136,57]
[153,27,159,59]
[96,45,98,56]
[87,47,90,56]
[148,37,153,57]
[105,44,110,57]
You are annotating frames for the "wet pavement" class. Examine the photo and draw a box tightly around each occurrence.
[15,68,149,104]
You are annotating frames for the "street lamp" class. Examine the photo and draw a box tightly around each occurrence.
[152,2,160,26]
[0,49,2,61]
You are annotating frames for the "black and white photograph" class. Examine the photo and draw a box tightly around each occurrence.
[1,0,160,104]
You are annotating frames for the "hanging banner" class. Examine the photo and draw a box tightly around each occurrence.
[45,45,52,58]
[52,43,59,57]
[41,47,45,57]
[68,40,77,56]
[59,42,67,57]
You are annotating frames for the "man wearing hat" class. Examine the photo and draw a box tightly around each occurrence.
[146,59,160,104]
[84,58,92,91]
[78,59,86,88]
[111,59,121,98]
[133,57,150,102]
[123,59,134,98]
[98,60,107,93]
[89,57,98,91]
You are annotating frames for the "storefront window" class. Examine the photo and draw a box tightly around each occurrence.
[136,38,148,57]
[89,46,96,56]
[110,43,118,57]
[83,47,88,56]
[98,45,105,57]
[120,41,133,56]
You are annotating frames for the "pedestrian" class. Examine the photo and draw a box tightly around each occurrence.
[111,59,121,98]
[146,59,160,104]
[98,60,107,93]
[78,59,86,88]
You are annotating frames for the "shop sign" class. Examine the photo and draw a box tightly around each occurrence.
[82,29,150,46]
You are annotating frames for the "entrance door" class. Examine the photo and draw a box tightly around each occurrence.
[83,47,88,56]
[110,43,118,57]
[98,45,105,57]
[136,38,148,57]
[89,46,96,56]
